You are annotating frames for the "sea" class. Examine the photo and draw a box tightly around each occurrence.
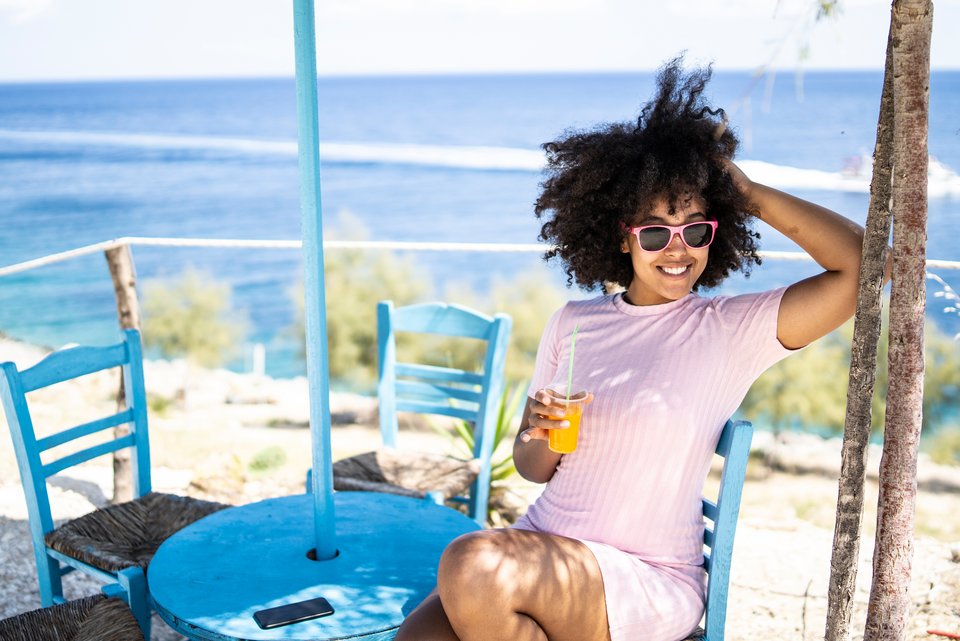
[0,71,958,379]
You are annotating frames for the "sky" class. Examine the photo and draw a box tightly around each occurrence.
[0,0,957,81]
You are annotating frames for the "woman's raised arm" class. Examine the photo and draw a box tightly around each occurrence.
[727,162,889,349]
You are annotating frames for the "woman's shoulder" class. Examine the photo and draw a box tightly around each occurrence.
[698,286,789,321]
[700,286,786,306]
[557,292,617,316]
[544,293,616,333]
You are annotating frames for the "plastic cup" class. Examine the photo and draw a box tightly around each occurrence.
[545,388,589,454]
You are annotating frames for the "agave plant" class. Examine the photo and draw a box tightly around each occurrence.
[433,380,528,524]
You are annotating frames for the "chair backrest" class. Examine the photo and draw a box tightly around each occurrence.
[377,300,511,521]
[0,329,151,541]
[701,419,753,641]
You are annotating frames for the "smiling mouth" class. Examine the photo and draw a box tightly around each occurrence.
[658,265,690,276]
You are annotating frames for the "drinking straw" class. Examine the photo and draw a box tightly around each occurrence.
[566,323,580,401]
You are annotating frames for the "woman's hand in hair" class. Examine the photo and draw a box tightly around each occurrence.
[722,158,756,207]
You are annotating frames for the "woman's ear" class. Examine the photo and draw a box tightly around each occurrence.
[620,238,630,253]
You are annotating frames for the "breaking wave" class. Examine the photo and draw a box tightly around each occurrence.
[2,129,958,197]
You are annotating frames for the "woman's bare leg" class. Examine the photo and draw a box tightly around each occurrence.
[397,528,610,641]
[396,591,459,641]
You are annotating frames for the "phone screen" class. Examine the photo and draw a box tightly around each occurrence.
[253,596,335,629]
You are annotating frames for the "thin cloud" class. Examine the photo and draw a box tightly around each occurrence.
[0,0,52,22]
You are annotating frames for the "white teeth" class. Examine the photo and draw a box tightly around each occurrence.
[661,265,688,275]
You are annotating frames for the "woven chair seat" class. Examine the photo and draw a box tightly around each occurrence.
[682,627,705,641]
[44,492,227,572]
[333,449,480,500]
[0,594,145,641]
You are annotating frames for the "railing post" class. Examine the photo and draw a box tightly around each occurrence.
[104,243,141,504]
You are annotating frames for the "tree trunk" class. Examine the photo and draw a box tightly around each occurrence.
[105,244,141,504]
[863,2,932,640]
[824,22,895,641]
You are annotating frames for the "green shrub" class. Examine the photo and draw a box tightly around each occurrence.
[142,267,247,368]
[431,268,565,384]
[739,328,850,434]
[147,393,174,417]
[291,214,568,391]
[434,380,527,524]
[248,446,287,473]
[290,212,430,388]
[742,302,960,435]
[490,269,567,383]
[926,426,960,466]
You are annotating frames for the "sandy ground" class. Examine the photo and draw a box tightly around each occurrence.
[0,337,958,640]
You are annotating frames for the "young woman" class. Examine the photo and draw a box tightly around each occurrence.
[396,58,873,641]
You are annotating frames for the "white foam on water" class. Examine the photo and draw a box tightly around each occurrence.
[0,129,544,170]
[740,157,960,198]
[2,129,959,196]
[738,160,870,194]
[0,128,298,155]
[321,141,545,171]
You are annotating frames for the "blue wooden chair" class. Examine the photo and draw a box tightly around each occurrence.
[686,419,754,641]
[330,301,511,526]
[0,329,226,640]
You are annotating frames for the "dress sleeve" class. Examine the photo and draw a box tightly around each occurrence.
[715,286,797,379]
[526,304,567,398]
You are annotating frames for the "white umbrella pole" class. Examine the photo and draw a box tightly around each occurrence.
[293,0,337,560]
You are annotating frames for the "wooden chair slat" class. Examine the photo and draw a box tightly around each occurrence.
[395,380,482,405]
[395,362,485,386]
[43,434,136,478]
[394,400,478,423]
[702,498,718,523]
[36,409,134,452]
[703,524,715,549]
[19,343,128,393]
[46,549,120,584]
[392,302,496,338]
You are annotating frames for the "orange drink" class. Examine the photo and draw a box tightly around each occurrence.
[546,389,588,454]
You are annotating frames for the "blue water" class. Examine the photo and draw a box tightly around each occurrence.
[0,72,958,377]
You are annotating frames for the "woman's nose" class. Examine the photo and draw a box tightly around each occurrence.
[663,232,687,253]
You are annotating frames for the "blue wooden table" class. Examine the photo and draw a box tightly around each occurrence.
[148,492,479,640]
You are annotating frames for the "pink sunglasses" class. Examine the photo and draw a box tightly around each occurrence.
[622,220,718,253]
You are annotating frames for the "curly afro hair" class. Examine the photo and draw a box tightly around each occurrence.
[535,57,761,293]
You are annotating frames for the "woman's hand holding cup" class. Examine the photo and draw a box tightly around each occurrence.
[520,387,593,453]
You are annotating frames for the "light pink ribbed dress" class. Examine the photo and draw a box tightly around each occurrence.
[513,288,793,641]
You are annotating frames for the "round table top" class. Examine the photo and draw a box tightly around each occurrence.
[148,492,480,640]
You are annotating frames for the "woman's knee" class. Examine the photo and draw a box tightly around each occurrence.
[437,531,519,626]
[437,530,515,595]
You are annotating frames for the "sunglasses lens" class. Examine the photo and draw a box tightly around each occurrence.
[682,223,714,248]
[637,227,671,251]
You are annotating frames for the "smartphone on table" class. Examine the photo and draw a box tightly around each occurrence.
[253,596,335,629]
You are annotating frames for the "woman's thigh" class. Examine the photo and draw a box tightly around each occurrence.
[434,528,611,641]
